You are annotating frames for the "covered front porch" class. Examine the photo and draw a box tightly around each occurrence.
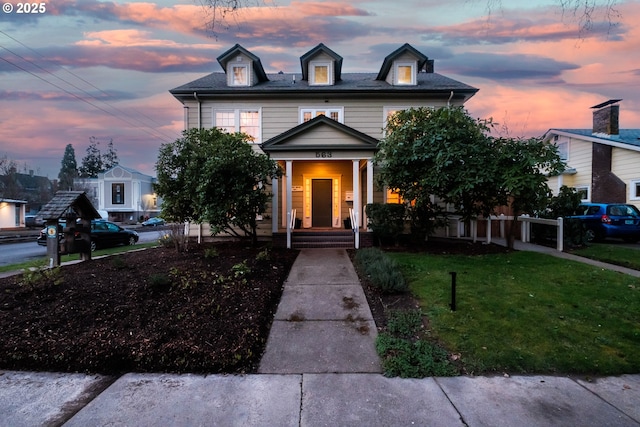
[261,115,379,249]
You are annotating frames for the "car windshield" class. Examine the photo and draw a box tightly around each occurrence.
[607,205,640,217]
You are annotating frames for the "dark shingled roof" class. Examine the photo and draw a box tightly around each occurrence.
[170,72,478,99]
[37,191,101,220]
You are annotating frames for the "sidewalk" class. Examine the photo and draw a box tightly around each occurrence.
[1,247,640,426]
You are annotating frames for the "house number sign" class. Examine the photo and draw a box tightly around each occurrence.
[315,151,332,158]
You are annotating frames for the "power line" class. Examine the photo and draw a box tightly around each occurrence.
[0,31,182,144]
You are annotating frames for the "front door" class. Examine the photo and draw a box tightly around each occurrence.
[312,179,332,227]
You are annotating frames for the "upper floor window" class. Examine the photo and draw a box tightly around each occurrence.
[300,108,343,123]
[395,62,416,85]
[214,109,261,143]
[555,137,568,161]
[310,61,332,85]
[112,183,124,204]
[231,65,249,86]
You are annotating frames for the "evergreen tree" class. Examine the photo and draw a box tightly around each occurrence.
[58,144,78,191]
[78,138,103,178]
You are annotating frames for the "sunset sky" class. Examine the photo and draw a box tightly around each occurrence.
[1,0,639,179]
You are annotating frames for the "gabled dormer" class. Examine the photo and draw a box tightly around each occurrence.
[216,44,269,87]
[300,43,343,86]
[376,43,433,86]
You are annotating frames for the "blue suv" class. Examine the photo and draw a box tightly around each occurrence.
[570,203,640,242]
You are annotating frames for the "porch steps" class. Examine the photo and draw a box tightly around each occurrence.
[291,231,354,249]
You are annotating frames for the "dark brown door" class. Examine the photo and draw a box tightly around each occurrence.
[312,179,332,227]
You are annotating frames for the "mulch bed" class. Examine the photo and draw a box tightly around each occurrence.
[0,237,507,375]
[0,242,298,375]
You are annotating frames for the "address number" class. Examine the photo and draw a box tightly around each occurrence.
[315,151,332,158]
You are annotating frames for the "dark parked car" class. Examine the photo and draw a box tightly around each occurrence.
[141,217,165,227]
[37,220,139,251]
[569,203,640,242]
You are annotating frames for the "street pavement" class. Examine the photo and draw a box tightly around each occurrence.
[1,246,639,426]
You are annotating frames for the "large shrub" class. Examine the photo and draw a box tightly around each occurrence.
[365,203,406,245]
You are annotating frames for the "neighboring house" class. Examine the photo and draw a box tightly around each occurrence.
[0,198,27,229]
[170,43,478,247]
[74,165,161,223]
[0,169,54,214]
[544,100,640,209]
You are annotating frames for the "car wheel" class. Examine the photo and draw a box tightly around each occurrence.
[128,236,137,246]
[585,229,597,243]
[90,240,97,252]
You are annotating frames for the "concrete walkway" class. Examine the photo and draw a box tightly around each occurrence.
[1,247,640,426]
[259,248,381,374]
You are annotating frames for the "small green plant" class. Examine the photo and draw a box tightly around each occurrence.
[204,247,219,259]
[376,309,457,378]
[256,248,271,262]
[354,248,407,293]
[386,309,423,338]
[149,274,171,291]
[231,260,251,278]
[20,266,63,289]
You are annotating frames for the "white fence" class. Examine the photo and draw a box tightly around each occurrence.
[443,214,564,251]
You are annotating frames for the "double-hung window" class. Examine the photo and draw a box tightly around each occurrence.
[300,107,343,123]
[214,109,261,143]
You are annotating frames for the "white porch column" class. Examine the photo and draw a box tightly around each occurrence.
[286,161,293,249]
[271,176,279,233]
[352,159,360,249]
[366,159,374,231]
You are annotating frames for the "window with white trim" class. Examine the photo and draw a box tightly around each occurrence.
[300,108,343,123]
[214,109,261,143]
[574,185,590,202]
[310,61,331,85]
[630,180,640,200]
[395,62,416,85]
[231,65,249,86]
[554,136,568,161]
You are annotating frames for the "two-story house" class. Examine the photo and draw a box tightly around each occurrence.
[170,43,478,247]
[544,100,640,210]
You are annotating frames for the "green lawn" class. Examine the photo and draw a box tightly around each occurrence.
[387,251,640,376]
[570,243,640,271]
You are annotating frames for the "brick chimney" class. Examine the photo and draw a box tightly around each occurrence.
[592,99,621,135]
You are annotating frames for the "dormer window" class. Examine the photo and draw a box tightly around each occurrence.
[232,64,249,86]
[216,44,269,88]
[310,61,332,85]
[396,62,415,85]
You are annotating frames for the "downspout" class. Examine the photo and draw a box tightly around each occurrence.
[447,91,454,107]
[193,91,201,129]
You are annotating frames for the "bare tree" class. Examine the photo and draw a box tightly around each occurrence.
[197,0,270,33]
[476,0,621,35]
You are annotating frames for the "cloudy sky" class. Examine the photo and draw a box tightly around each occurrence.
[1,0,639,179]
